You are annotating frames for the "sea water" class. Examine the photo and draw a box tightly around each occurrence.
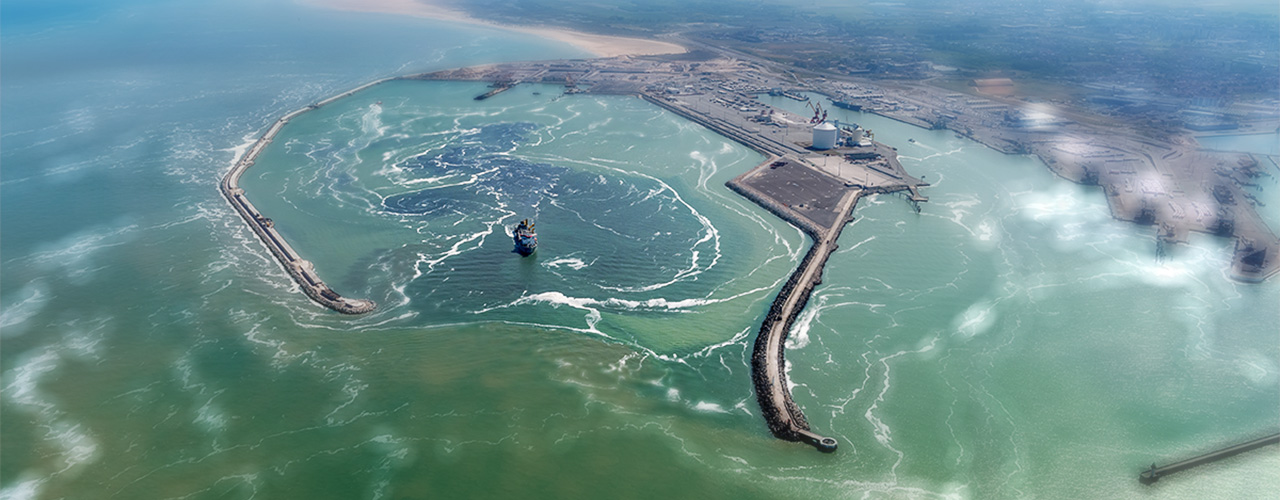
[3,1,1277,498]
[1198,131,1280,157]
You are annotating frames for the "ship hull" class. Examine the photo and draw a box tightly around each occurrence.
[832,100,862,111]
[514,239,536,256]
[512,219,537,256]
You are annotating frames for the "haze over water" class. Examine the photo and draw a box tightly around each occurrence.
[3,1,1276,498]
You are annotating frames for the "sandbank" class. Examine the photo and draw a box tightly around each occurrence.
[302,0,686,58]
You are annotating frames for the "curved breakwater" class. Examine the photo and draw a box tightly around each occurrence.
[745,187,861,451]
[219,78,396,314]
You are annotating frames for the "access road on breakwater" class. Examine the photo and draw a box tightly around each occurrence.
[749,183,862,451]
[220,78,394,314]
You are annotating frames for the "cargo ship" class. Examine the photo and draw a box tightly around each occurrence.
[513,219,537,256]
[831,99,862,111]
[767,88,809,101]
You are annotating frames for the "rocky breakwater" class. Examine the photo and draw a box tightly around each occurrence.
[219,80,391,314]
[747,189,862,452]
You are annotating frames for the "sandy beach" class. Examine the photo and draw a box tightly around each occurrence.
[302,0,686,58]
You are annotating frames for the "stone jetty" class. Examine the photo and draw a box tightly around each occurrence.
[219,78,394,314]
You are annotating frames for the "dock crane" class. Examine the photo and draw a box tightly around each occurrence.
[806,101,827,124]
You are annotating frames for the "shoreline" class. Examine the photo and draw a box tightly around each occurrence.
[300,0,686,58]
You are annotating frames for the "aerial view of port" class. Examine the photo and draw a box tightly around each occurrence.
[2,0,1277,498]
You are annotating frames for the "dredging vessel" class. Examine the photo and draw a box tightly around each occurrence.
[513,219,537,256]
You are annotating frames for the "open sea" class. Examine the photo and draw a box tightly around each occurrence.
[3,1,1277,498]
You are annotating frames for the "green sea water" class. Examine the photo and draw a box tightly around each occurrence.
[3,2,1278,498]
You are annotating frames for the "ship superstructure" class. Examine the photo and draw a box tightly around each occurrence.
[513,219,537,256]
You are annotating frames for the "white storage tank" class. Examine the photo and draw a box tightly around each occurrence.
[812,122,838,150]
[848,126,864,145]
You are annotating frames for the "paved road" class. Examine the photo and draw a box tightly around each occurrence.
[760,188,861,448]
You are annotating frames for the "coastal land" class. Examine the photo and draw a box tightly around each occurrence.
[410,51,1280,283]
[303,0,686,58]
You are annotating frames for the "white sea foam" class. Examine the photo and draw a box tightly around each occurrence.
[692,401,729,413]
[3,349,60,412]
[483,287,768,321]
[524,154,724,293]
[1236,352,1279,386]
[23,222,138,285]
[690,149,716,190]
[690,327,751,359]
[322,367,371,425]
[0,280,48,337]
[836,234,878,254]
[787,296,824,350]
[60,322,108,362]
[2,348,102,485]
[543,258,590,270]
[416,222,499,273]
[934,195,984,237]
[787,291,886,350]
[953,300,997,339]
[193,391,230,435]
[862,336,941,480]
[0,475,42,500]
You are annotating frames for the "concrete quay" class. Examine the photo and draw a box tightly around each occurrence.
[220,78,394,314]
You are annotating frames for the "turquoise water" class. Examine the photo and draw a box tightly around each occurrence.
[239,80,802,352]
[1198,131,1280,156]
[3,1,1278,498]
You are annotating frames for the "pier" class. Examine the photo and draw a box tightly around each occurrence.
[219,78,394,314]
[645,84,927,449]
[745,182,861,450]
[642,85,928,449]
[723,149,922,451]
[1139,432,1280,484]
